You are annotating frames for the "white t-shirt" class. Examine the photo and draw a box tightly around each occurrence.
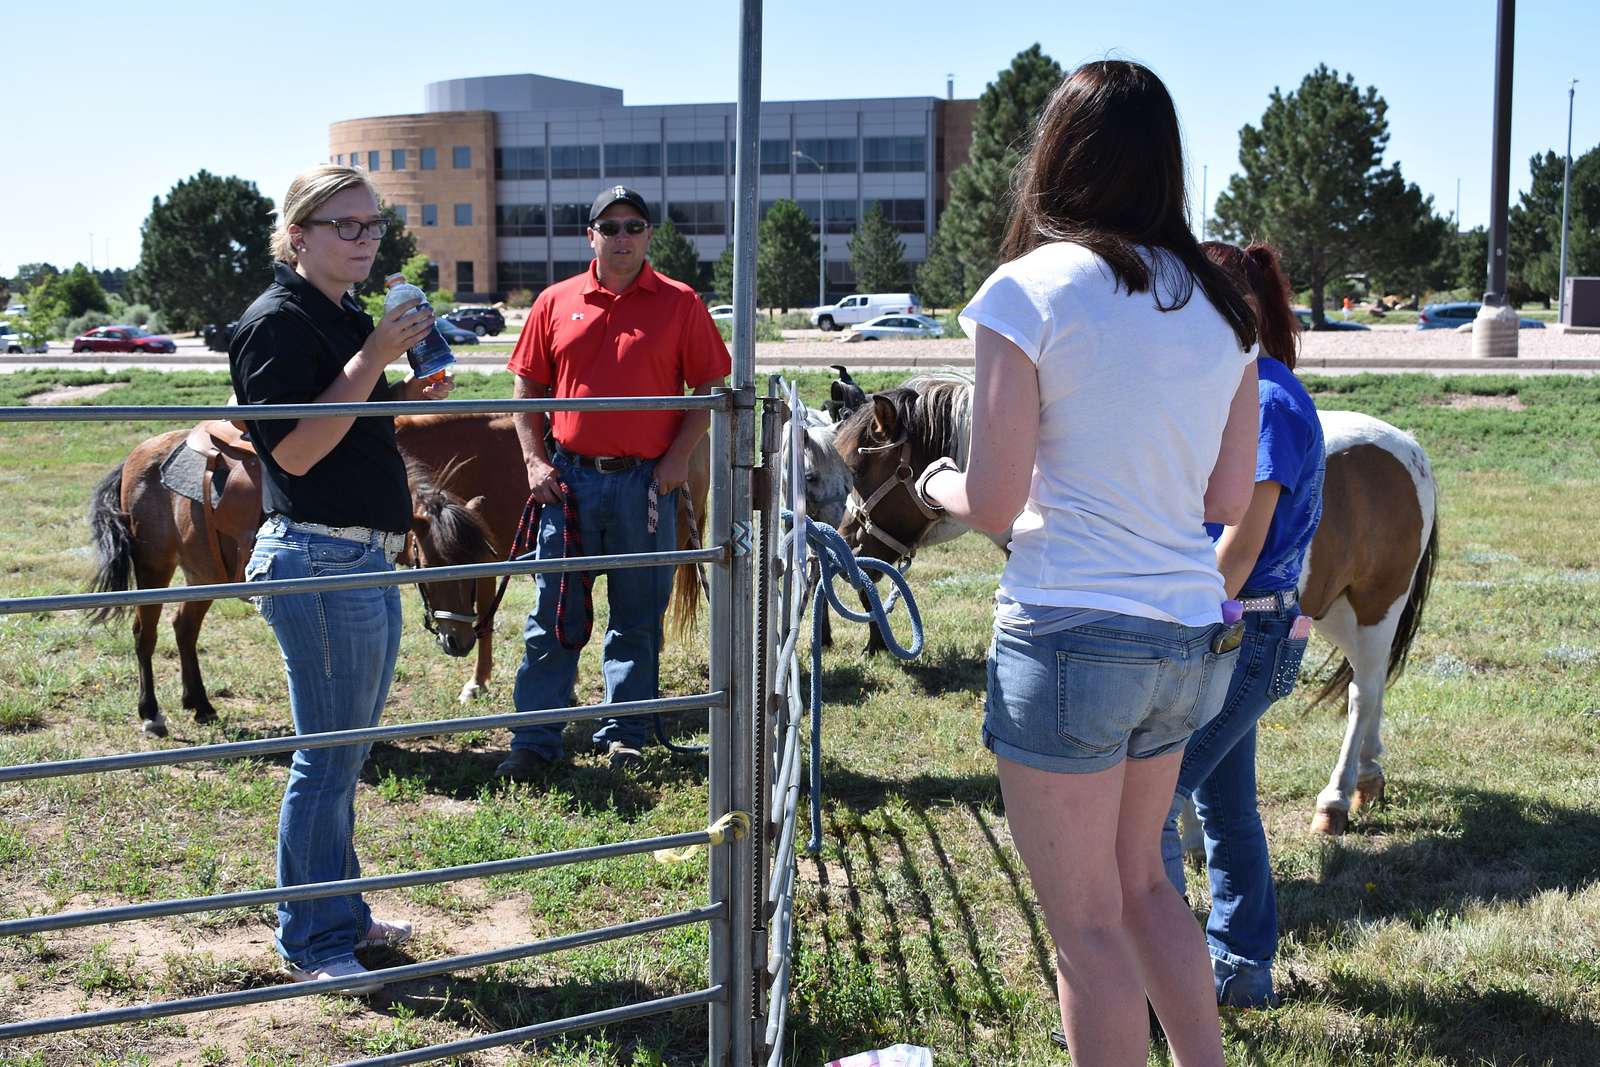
[960,241,1253,627]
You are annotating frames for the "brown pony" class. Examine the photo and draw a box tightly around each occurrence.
[393,412,711,703]
[831,378,1438,836]
[87,426,501,736]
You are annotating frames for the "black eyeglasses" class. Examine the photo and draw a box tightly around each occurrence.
[590,218,649,237]
[307,218,389,241]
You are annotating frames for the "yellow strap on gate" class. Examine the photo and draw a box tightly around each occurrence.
[653,810,751,863]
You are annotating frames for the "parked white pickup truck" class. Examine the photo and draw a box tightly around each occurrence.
[810,292,919,331]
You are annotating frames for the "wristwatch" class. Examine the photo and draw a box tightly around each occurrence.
[914,457,960,514]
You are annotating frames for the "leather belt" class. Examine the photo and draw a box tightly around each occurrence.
[263,515,407,561]
[1237,589,1297,614]
[553,446,649,474]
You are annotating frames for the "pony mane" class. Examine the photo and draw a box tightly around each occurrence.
[406,458,497,564]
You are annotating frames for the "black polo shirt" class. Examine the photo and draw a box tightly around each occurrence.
[228,263,411,532]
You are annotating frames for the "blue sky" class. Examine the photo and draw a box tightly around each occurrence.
[3,0,1595,277]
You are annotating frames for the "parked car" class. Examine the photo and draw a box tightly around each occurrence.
[1292,308,1370,332]
[707,304,735,322]
[202,321,237,353]
[0,320,48,354]
[433,318,480,346]
[845,314,945,342]
[443,306,505,336]
[1417,301,1546,330]
[811,292,920,331]
[71,325,177,354]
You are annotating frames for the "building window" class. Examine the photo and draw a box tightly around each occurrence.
[452,145,471,169]
[454,203,473,226]
[392,205,408,225]
[825,199,857,234]
[455,261,475,292]
[498,260,549,289]
[365,150,379,171]
[392,148,407,171]
[795,137,857,172]
[666,200,728,236]
[867,198,928,234]
[336,154,343,165]
[421,203,437,227]
[863,136,926,173]
[760,139,791,174]
[422,261,439,291]
[550,145,600,180]
[551,203,590,236]
[495,204,546,237]
[667,140,727,177]
[420,147,437,171]
[553,260,591,281]
[605,142,662,178]
[495,146,544,180]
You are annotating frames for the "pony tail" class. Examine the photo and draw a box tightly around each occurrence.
[1241,243,1300,370]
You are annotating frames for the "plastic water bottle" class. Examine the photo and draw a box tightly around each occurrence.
[382,273,455,382]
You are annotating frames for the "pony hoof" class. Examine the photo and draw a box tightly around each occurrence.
[1353,773,1386,811]
[141,716,168,739]
[458,683,488,704]
[1310,808,1348,836]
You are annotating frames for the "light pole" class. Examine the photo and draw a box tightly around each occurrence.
[1558,79,1578,324]
[793,150,826,307]
[1472,0,1518,358]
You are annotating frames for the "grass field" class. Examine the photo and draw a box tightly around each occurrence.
[0,370,1598,1066]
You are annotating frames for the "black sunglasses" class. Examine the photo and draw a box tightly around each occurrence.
[307,218,389,241]
[590,218,649,237]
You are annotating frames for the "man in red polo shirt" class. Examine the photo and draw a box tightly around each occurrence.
[496,186,730,780]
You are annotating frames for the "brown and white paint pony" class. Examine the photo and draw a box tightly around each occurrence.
[828,376,1438,835]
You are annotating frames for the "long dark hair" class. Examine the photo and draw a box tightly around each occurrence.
[1001,60,1256,352]
[1202,240,1301,369]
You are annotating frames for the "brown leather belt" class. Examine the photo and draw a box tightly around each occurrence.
[554,446,648,474]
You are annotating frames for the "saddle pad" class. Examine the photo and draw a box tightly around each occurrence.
[158,440,224,508]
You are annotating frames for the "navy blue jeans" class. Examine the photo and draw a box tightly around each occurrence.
[510,454,678,760]
[245,518,402,969]
[1161,599,1307,1008]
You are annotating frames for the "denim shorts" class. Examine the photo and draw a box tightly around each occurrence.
[984,614,1241,774]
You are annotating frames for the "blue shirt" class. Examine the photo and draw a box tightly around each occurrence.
[1205,357,1325,593]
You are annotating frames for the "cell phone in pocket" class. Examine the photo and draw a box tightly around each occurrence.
[1290,614,1313,640]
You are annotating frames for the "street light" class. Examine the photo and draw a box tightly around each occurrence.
[793,150,826,307]
[1558,79,1578,324]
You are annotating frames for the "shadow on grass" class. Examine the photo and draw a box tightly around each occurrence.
[370,969,707,1065]
[1278,784,1600,940]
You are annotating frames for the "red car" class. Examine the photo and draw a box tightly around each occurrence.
[71,325,178,354]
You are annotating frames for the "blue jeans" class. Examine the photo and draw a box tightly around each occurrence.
[1161,599,1307,1007]
[511,455,678,760]
[245,518,402,969]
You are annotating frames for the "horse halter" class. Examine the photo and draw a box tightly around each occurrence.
[407,530,494,639]
[846,436,945,566]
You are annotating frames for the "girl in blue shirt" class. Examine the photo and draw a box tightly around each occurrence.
[1162,241,1326,1009]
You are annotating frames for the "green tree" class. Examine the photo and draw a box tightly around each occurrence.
[647,217,701,286]
[915,224,966,310]
[356,203,418,296]
[1213,65,1441,328]
[1514,146,1600,304]
[27,263,109,332]
[849,203,909,292]
[755,199,819,313]
[131,170,275,330]
[13,263,59,293]
[925,44,1064,302]
[713,246,736,304]
[1365,169,1452,298]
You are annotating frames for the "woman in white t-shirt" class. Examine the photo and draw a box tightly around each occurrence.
[917,61,1260,1066]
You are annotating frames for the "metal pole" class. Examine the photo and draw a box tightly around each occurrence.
[708,393,735,1067]
[1558,79,1577,323]
[1484,0,1516,307]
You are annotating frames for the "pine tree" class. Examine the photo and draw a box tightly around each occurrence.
[130,170,275,331]
[755,199,819,313]
[647,217,702,287]
[1213,65,1444,327]
[713,246,737,304]
[849,203,908,292]
[929,44,1064,302]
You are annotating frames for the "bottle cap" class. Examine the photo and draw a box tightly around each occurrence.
[1221,599,1244,624]
[383,273,405,288]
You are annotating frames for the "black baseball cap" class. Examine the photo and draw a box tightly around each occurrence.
[588,186,651,225]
